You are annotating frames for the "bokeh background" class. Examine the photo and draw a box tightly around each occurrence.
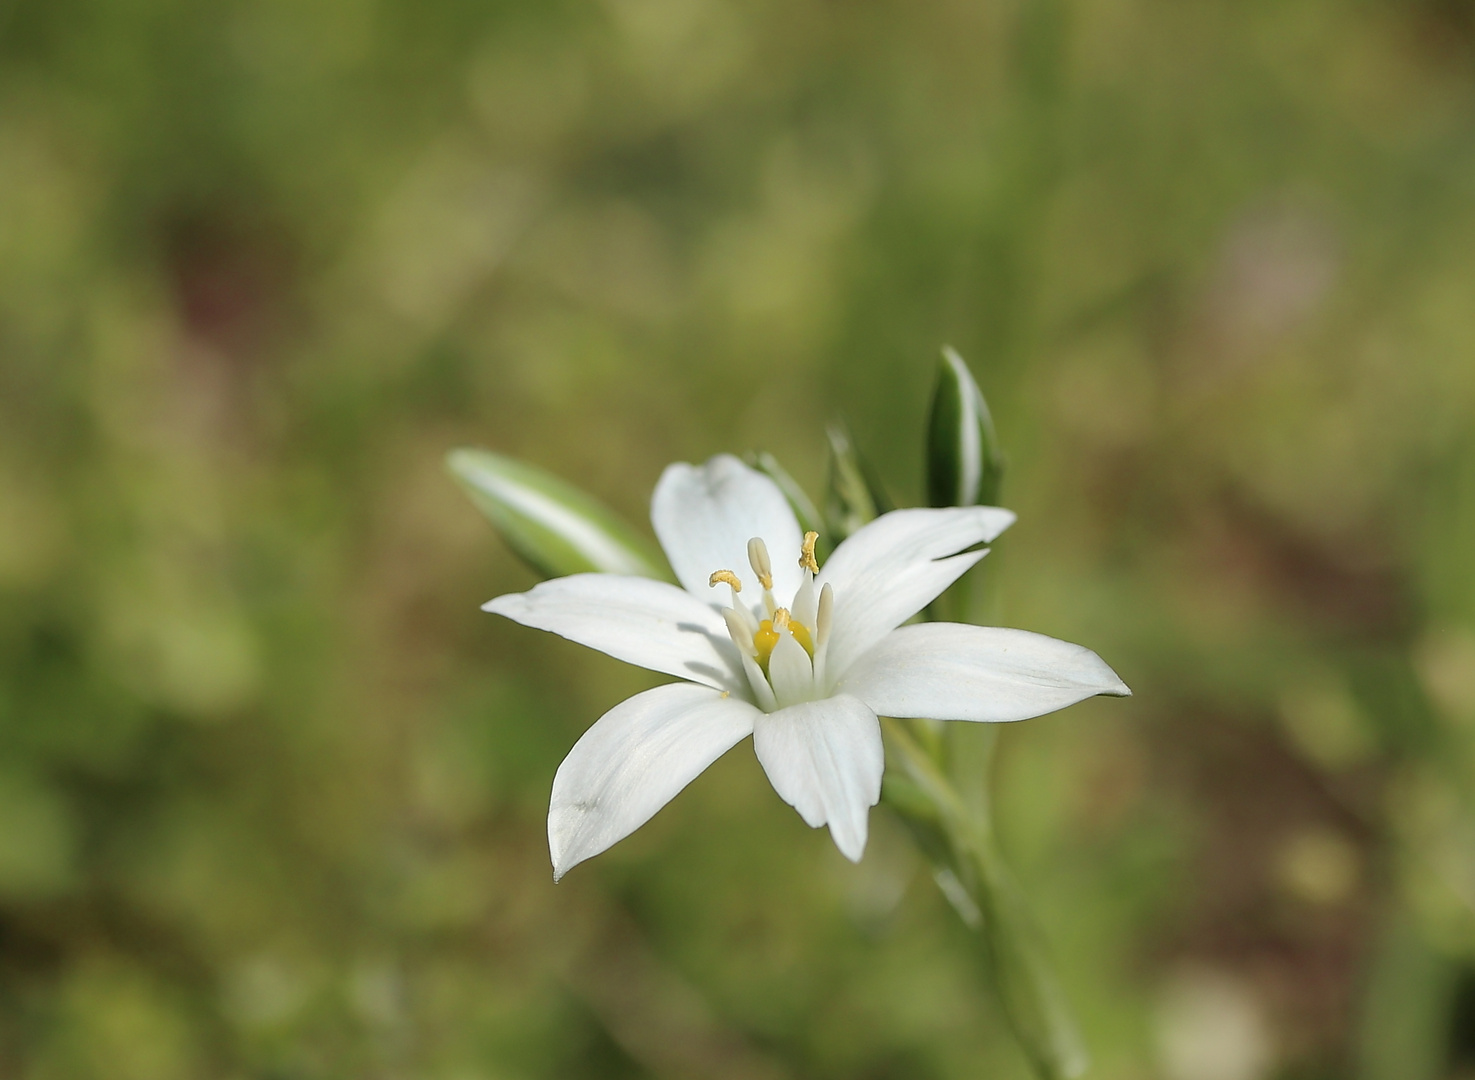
[4,0,1475,1076]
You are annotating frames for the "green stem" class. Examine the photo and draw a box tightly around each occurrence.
[882,719,1088,1080]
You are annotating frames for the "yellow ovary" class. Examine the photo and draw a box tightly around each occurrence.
[753,607,814,673]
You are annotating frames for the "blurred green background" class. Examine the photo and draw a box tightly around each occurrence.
[4,0,1475,1075]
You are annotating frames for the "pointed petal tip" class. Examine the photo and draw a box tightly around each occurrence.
[844,624,1133,723]
[480,590,528,616]
[1096,659,1132,698]
[549,828,576,882]
[835,833,867,863]
[828,785,878,865]
[966,504,1015,541]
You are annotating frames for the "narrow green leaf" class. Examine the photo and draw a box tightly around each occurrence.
[824,421,893,542]
[933,866,985,928]
[927,346,1005,509]
[447,448,670,581]
[746,451,829,558]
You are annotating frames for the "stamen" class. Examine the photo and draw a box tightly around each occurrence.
[740,652,778,711]
[729,600,758,635]
[791,576,817,627]
[722,607,757,656]
[713,542,829,705]
[747,538,774,590]
[708,569,742,592]
[708,568,746,611]
[799,531,819,574]
[812,582,834,691]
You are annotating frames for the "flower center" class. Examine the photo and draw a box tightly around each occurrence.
[707,531,833,710]
[754,607,813,671]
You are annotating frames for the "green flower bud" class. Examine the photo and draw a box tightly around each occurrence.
[927,346,1004,508]
[447,448,669,581]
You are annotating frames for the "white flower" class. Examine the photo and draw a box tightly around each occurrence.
[485,454,1129,879]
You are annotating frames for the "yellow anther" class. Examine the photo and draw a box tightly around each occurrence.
[799,532,819,574]
[771,608,791,631]
[708,569,743,592]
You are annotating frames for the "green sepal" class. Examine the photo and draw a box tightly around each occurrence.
[824,421,893,542]
[447,448,671,581]
[927,346,1005,509]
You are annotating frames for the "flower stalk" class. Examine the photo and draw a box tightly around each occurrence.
[872,347,1087,1080]
[882,720,1088,1080]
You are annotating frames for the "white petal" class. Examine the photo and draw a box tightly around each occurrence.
[751,694,883,862]
[651,455,805,607]
[841,622,1131,722]
[817,506,1016,681]
[549,683,760,880]
[768,633,814,708]
[485,574,747,695]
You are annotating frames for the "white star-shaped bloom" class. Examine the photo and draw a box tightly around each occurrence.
[485,454,1129,879]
